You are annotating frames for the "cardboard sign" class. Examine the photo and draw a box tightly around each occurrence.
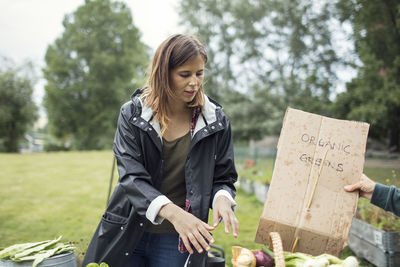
[255,108,369,256]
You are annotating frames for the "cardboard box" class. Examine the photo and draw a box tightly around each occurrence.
[255,107,369,256]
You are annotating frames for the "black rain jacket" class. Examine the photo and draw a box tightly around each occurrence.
[82,89,237,267]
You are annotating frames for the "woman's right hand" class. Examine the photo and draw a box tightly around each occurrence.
[159,203,215,254]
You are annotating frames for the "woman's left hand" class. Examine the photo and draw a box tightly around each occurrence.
[213,196,239,238]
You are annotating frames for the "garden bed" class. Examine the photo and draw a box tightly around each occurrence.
[348,218,400,267]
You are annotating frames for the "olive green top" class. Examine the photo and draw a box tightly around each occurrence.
[146,131,191,233]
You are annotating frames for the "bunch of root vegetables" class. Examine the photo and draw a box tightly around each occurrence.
[231,246,359,267]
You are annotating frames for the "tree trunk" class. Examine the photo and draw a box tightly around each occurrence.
[389,131,399,152]
[6,122,18,153]
[389,109,400,152]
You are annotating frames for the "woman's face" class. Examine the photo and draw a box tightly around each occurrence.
[169,55,205,105]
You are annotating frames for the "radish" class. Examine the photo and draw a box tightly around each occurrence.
[252,249,274,267]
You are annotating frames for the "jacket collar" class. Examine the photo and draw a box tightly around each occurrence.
[131,90,221,137]
[138,96,162,135]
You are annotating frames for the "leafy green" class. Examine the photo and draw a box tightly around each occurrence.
[260,246,359,266]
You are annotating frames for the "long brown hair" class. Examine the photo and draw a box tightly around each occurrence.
[141,34,207,136]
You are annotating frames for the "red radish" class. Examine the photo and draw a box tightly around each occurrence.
[252,250,274,267]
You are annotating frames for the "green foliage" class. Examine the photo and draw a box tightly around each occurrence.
[0,62,38,152]
[334,0,400,151]
[43,0,149,150]
[357,197,400,232]
[179,0,342,141]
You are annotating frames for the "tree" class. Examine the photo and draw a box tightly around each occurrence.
[0,60,38,152]
[334,0,400,151]
[179,0,343,142]
[43,0,149,150]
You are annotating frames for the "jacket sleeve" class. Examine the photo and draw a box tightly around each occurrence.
[211,115,238,208]
[371,183,400,217]
[113,104,170,223]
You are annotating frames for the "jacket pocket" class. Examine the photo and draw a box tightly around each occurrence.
[98,211,128,238]
[83,207,138,267]
[103,211,128,224]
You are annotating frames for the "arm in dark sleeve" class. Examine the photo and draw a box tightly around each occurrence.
[113,104,170,222]
[211,116,238,209]
[371,183,400,217]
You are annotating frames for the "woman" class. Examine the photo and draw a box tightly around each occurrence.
[82,34,239,267]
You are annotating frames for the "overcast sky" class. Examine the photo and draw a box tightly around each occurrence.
[0,0,183,109]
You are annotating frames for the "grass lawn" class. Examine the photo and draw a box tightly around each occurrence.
[1,151,397,266]
[0,151,115,261]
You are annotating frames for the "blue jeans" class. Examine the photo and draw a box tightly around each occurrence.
[127,232,189,267]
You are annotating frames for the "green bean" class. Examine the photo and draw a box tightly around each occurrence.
[0,236,75,267]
